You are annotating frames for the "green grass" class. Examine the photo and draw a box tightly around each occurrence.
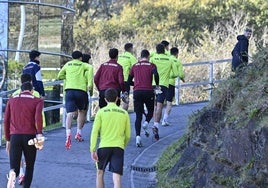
[156,135,193,188]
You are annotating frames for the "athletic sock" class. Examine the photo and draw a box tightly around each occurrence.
[66,129,71,136]
[19,166,24,176]
[163,113,169,121]
[154,122,159,128]
[77,129,82,135]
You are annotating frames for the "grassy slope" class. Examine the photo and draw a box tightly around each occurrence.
[156,47,268,187]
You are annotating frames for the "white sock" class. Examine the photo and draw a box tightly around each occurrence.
[77,129,82,135]
[163,113,169,121]
[19,165,24,176]
[66,129,71,136]
[154,122,159,128]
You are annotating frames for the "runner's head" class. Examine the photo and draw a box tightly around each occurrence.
[21,73,32,84]
[124,43,134,53]
[82,53,91,63]
[161,40,169,51]
[170,47,179,56]
[156,43,165,54]
[21,82,33,92]
[29,50,41,61]
[140,49,150,59]
[109,48,119,60]
[72,51,83,60]
[104,88,118,103]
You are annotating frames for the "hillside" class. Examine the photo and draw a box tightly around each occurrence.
[157,47,268,188]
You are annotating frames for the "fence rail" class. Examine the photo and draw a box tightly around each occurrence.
[0,58,232,146]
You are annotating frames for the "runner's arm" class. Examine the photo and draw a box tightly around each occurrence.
[124,115,131,147]
[152,68,159,86]
[90,112,101,152]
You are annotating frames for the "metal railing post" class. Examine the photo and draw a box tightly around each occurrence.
[0,95,3,146]
[175,78,180,105]
[62,99,66,128]
[209,61,214,101]
[87,94,91,122]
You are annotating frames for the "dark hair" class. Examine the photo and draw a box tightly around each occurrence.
[156,43,165,54]
[21,82,33,91]
[29,50,41,60]
[104,88,118,102]
[109,48,119,59]
[82,53,91,63]
[141,49,150,58]
[21,73,32,84]
[170,47,179,56]
[245,28,252,33]
[72,51,83,59]
[124,43,133,51]
[161,40,169,47]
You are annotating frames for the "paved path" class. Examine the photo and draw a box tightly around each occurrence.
[0,102,206,188]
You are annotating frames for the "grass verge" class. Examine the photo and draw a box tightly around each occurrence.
[156,135,192,188]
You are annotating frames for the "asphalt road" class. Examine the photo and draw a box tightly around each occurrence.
[0,102,206,188]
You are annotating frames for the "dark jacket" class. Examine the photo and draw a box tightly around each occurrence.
[23,60,45,97]
[231,35,249,70]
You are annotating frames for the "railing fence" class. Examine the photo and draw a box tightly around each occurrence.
[0,58,232,146]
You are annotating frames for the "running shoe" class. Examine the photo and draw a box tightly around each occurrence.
[142,121,149,137]
[65,134,72,149]
[136,136,142,147]
[161,119,170,126]
[7,169,16,188]
[75,133,84,142]
[18,174,25,185]
[152,126,159,141]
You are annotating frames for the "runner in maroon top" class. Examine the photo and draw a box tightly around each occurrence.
[4,82,43,188]
[127,49,160,147]
[94,48,125,108]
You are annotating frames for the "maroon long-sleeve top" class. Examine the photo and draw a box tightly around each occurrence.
[4,91,44,141]
[94,59,125,92]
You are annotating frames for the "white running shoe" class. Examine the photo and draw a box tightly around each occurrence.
[136,136,142,147]
[142,121,150,137]
[7,169,16,188]
[161,119,170,126]
[142,121,149,130]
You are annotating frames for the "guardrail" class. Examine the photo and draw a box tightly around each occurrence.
[0,58,232,146]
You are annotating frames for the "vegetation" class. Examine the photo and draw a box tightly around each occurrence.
[74,0,268,51]
[156,47,268,187]
[72,0,267,104]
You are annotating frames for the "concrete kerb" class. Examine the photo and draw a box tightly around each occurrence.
[130,129,185,188]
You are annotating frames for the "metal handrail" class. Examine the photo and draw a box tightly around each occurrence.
[0,58,232,146]
[0,1,75,12]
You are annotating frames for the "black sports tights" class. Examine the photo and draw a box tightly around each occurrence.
[9,134,37,188]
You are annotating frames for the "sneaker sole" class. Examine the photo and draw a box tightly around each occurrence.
[136,143,142,147]
[145,131,149,137]
[7,170,16,188]
[152,127,159,141]
[75,137,84,142]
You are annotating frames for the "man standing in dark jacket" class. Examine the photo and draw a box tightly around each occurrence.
[231,28,252,71]
[23,50,45,97]
[94,48,125,108]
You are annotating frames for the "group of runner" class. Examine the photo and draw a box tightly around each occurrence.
[56,40,185,187]
[4,40,185,188]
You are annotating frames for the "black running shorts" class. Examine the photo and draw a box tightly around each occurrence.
[65,89,89,113]
[155,85,168,103]
[166,84,175,102]
[97,147,124,175]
